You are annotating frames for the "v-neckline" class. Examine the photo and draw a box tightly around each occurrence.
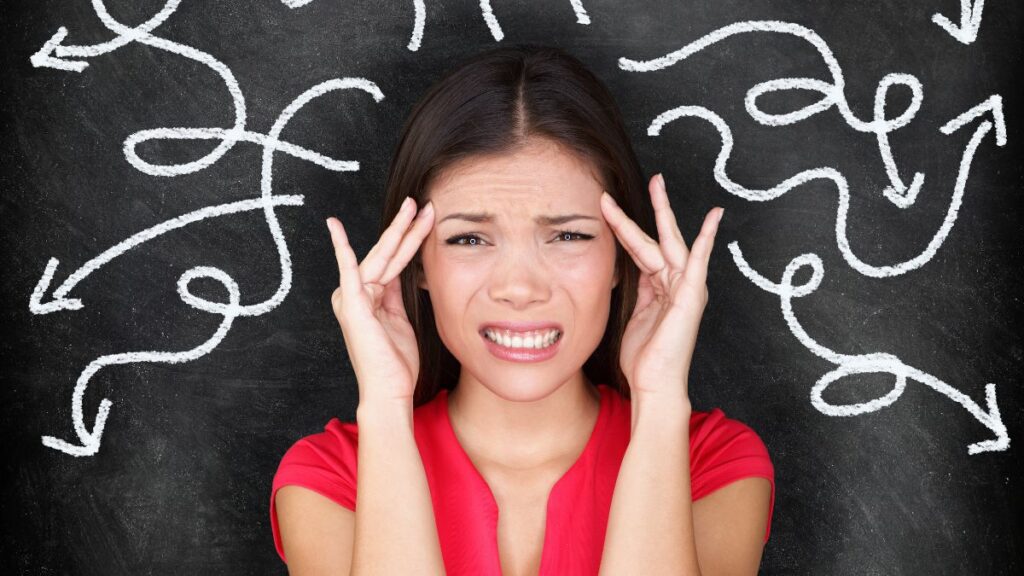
[439,384,610,575]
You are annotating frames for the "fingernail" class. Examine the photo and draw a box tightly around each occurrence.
[601,191,616,205]
[421,200,434,216]
[402,197,414,212]
[657,173,665,189]
[716,207,725,224]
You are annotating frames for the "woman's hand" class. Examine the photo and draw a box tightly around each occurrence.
[600,173,723,406]
[325,197,435,409]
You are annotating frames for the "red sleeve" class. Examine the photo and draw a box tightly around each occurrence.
[269,418,359,563]
[689,408,775,544]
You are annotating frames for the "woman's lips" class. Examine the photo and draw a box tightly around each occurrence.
[479,320,563,332]
[480,329,562,363]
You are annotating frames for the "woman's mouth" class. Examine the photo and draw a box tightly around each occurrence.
[480,327,563,362]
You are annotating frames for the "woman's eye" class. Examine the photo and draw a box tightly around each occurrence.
[555,230,594,242]
[446,234,485,246]
[445,231,593,246]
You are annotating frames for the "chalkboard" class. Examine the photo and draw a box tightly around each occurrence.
[3,0,1021,574]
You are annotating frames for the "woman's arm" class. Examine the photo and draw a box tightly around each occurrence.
[599,398,770,576]
[276,487,356,575]
[351,403,447,575]
[275,403,446,576]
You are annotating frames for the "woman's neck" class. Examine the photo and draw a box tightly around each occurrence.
[446,372,601,473]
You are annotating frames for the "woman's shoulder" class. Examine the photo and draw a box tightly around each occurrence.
[690,406,766,444]
[688,407,772,462]
[271,417,362,509]
[685,406,774,497]
[276,391,449,467]
[280,417,360,465]
[603,386,769,454]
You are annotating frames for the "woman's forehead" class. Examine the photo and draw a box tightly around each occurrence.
[432,136,601,188]
[429,154,603,210]
[431,179,602,223]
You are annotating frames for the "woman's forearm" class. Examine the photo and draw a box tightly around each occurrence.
[352,402,447,576]
[600,395,700,576]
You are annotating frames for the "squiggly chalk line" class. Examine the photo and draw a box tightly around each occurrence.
[619,20,1009,454]
[642,97,1003,278]
[619,20,925,209]
[406,0,590,50]
[726,242,1009,455]
[32,0,385,456]
[39,77,384,457]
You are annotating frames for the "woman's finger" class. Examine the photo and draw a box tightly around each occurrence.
[681,207,723,291]
[650,174,689,270]
[601,191,666,276]
[379,200,435,286]
[360,196,418,284]
[381,271,409,320]
[326,216,363,302]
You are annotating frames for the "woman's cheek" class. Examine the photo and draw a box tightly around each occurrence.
[550,243,613,276]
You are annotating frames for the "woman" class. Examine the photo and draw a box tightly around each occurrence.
[271,45,774,575]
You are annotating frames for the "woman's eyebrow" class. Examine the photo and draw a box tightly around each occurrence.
[438,212,599,225]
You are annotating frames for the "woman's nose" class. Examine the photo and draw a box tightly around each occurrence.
[487,244,552,309]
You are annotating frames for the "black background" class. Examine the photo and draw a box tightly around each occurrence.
[2,1,1021,574]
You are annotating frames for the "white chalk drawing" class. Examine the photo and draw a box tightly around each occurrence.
[38,77,384,457]
[27,3,1010,459]
[29,0,590,56]
[31,1,385,456]
[478,0,590,43]
[409,0,426,51]
[40,267,242,457]
[30,0,315,177]
[619,20,927,210]
[619,21,1010,453]
[933,0,987,44]
[30,0,309,72]
[726,243,1009,455]
[408,0,590,50]
[637,98,1004,278]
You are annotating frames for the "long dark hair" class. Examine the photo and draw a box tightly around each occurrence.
[378,44,655,407]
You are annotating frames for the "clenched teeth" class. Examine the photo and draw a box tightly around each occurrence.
[483,328,562,349]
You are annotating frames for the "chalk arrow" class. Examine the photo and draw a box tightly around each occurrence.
[728,244,1010,455]
[618,22,927,210]
[30,0,182,72]
[963,383,1009,454]
[881,173,925,209]
[29,196,304,316]
[932,0,986,45]
[30,27,89,72]
[29,257,84,314]
[940,94,1006,146]
[41,391,111,457]
[42,267,241,457]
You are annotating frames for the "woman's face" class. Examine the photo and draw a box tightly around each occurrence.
[418,137,619,401]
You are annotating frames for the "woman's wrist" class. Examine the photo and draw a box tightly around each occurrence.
[356,398,415,432]
[630,388,692,435]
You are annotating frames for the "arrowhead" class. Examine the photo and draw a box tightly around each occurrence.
[41,398,113,457]
[882,172,925,209]
[931,13,980,44]
[967,383,1009,454]
[29,258,83,315]
[30,27,89,72]
[940,94,1006,146]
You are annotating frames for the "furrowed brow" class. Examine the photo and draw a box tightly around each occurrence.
[438,212,598,225]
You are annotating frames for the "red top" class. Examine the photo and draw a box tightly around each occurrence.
[271,383,775,574]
